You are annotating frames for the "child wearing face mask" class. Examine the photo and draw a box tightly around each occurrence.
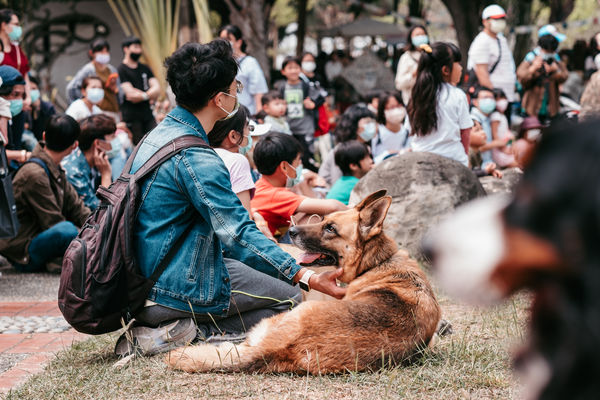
[66,39,121,121]
[251,132,346,242]
[490,89,517,168]
[372,91,408,163]
[405,42,473,166]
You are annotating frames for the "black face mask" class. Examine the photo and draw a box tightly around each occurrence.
[130,52,142,62]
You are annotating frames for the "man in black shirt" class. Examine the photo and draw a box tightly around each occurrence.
[117,36,160,144]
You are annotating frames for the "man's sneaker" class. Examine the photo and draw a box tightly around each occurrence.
[202,332,247,345]
[114,317,197,357]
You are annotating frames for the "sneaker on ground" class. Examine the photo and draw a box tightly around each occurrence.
[114,317,197,357]
[202,331,247,345]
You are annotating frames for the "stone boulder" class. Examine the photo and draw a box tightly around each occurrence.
[479,167,522,195]
[349,152,486,261]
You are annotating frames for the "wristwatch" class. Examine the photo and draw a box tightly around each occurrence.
[299,269,316,291]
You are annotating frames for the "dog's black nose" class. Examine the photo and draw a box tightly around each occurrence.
[420,236,436,265]
[288,226,298,239]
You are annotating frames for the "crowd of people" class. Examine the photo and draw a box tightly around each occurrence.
[1,4,599,355]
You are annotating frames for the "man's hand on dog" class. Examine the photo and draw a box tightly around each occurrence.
[295,267,347,299]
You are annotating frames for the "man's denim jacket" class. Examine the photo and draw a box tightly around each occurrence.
[130,106,301,316]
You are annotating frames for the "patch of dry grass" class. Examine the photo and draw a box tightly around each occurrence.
[2,290,531,400]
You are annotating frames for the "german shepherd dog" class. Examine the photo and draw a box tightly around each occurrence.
[166,190,441,373]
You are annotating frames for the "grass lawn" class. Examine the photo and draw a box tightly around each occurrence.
[2,289,530,400]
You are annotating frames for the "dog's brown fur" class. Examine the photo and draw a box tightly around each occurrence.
[165,190,441,374]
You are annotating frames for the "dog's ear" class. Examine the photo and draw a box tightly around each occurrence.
[356,190,388,211]
[358,195,392,240]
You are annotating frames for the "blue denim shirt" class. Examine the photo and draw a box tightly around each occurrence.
[130,106,301,316]
[61,148,101,210]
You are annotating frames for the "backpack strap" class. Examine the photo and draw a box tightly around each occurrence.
[489,37,502,75]
[132,135,210,181]
[15,157,51,181]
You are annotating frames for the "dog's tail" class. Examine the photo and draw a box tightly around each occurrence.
[165,342,257,373]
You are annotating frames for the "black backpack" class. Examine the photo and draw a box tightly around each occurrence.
[58,135,209,334]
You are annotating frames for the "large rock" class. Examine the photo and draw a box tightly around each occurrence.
[479,167,522,195]
[349,152,486,261]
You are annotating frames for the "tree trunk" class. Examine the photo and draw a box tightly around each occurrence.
[548,0,575,22]
[408,0,423,18]
[223,0,274,82]
[296,0,308,57]
[440,0,482,68]
[511,0,534,67]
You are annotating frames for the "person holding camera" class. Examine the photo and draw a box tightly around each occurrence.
[517,25,568,123]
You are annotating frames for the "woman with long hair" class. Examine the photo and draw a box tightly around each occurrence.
[406,42,472,166]
[395,25,429,105]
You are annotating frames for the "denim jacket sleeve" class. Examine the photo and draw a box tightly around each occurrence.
[176,146,301,282]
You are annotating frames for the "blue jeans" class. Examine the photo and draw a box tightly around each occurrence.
[13,221,78,272]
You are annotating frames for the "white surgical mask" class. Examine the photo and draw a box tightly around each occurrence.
[496,99,509,112]
[489,19,507,34]
[95,53,110,65]
[86,87,105,104]
[384,107,406,125]
[217,92,240,121]
[359,122,377,142]
[301,61,316,72]
[526,129,541,141]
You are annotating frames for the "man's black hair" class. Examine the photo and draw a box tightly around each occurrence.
[164,40,238,113]
[539,34,559,52]
[281,56,301,70]
[261,90,284,106]
[253,132,303,176]
[122,36,141,49]
[78,114,116,152]
[334,140,370,176]
[44,114,80,152]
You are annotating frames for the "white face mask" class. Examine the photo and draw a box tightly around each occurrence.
[526,129,541,141]
[384,107,406,125]
[301,61,316,72]
[496,99,509,112]
[95,53,110,65]
[489,19,507,34]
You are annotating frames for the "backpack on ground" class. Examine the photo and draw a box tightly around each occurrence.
[58,135,209,335]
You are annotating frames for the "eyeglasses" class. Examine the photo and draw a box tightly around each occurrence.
[235,80,243,94]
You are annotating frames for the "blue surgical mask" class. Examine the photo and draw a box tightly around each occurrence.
[359,122,377,142]
[105,137,122,160]
[30,89,40,103]
[86,88,105,104]
[239,134,252,155]
[286,163,303,187]
[411,35,429,47]
[479,98,496,115]
[9,99,23,116]
[8,26,21,42]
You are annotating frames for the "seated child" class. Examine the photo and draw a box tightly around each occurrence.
[490,89,517,168]
[326,140,374,205]
[262,91,292,135]
[251,132,347,240]
[469,117,502,178]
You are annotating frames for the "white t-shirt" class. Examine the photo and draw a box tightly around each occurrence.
[407,83,473,167]
[372,124,408,162]
[467,32,517,102]
[214,148,255,196]
[65,99,102,122]
[236,56,268,115]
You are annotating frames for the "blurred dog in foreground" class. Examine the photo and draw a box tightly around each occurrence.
[426,120,600,399]
[166,190,441,373]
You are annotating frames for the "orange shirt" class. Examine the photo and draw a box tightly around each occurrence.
[251,177,305,237]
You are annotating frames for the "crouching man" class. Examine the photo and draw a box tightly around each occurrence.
[0,114,90,272]
[114,39,346,357]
